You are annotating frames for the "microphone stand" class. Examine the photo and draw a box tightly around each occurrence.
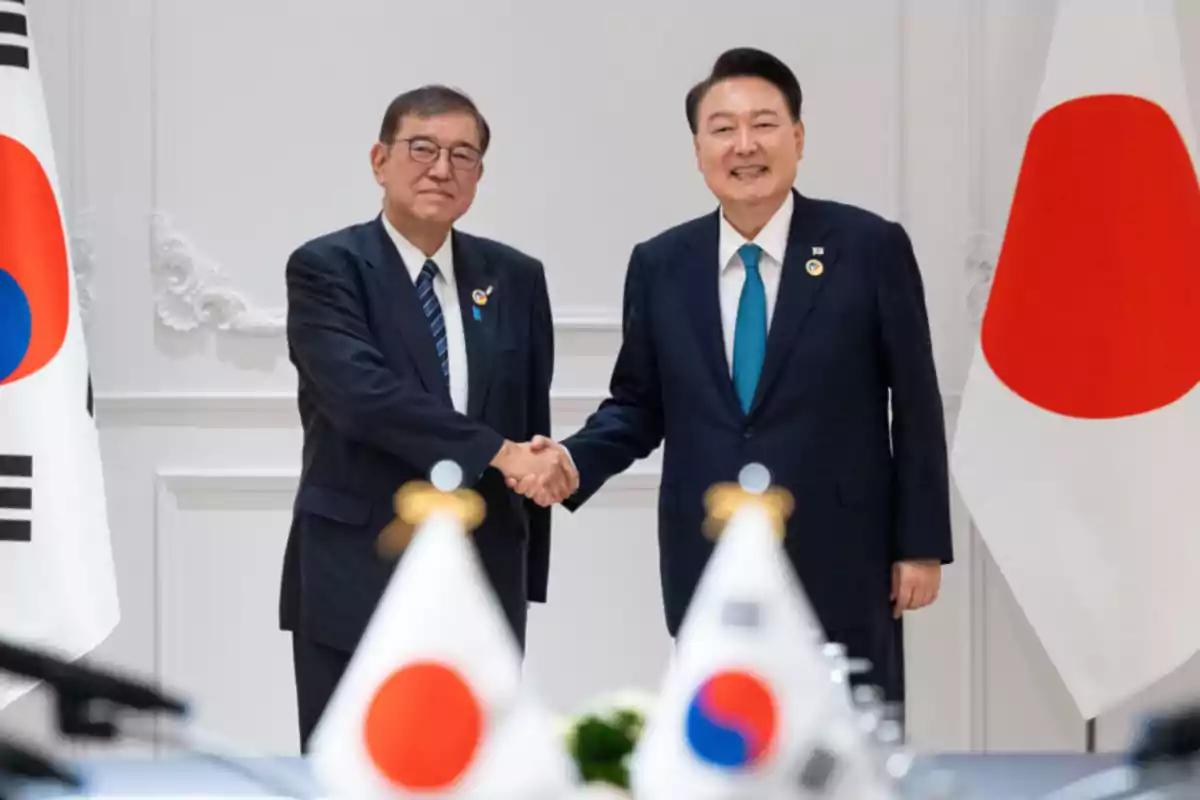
[0,738,80,800]
[0,639,317,798]
[0,639,187,740]
[1043,705,1200,799]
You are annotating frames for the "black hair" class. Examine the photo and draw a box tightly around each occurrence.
[379,84,491,153]
[685,48,803,133]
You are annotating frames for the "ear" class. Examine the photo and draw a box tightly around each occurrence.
[693,134,703,169]
[793,120,805,161]
[369,142,388,185]
[477,161,486,182]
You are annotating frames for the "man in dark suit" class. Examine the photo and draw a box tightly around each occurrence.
[515,48,952,706]
[279,85,577,750]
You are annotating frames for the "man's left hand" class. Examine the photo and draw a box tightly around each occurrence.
[891,559,941,618]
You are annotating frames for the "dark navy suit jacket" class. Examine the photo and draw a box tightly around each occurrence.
[278,216,554,654]
[562,191,952,696]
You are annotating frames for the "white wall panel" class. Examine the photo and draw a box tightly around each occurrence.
[155,471,301,755]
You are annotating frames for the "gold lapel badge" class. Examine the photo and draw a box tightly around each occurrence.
[805,258,824,277]
[471,286,493,321]
[471,285,494,305]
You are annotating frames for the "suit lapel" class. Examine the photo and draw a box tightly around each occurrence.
[451,231,498,420]
[681,211,744,419]
[749,191,836,414]
[361,217,451,404]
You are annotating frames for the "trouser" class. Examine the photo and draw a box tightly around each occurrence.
[291,633,351,753]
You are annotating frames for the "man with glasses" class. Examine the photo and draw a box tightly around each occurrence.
[278,84,577,750]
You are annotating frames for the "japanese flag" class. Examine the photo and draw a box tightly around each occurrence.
[629,483,896,799]
[951,0,1200,718]
[0,0,119,707]
[306,482,577,798]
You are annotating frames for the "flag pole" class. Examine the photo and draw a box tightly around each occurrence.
[1085,718,1096,753]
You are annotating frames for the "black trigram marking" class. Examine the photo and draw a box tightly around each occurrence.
[721,598,762,629]
[87,374,93,418]
[797,746,841,792]
[0,3,28,70]
[0,11,26,35]
[0,454,32,542]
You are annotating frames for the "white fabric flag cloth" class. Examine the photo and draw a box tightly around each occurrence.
[630,491,896,800]
[307,487,577,798]
[0,2,119,709]
[951,0,1200,718]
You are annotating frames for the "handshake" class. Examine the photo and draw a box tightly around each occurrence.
[492,435,579,507]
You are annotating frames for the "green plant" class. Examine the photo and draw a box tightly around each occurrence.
[564,707,646,790]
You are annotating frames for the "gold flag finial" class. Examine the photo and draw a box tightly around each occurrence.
[377,461,486,557]
[702,463,793,540]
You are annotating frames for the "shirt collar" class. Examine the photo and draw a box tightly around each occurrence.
[380,212,455,284]
[718,190,794,272]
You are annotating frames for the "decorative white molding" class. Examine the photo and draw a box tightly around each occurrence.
[964,0,989,752]
[70,208,96,326]
[151,213,286,336]
[556,314,623,334]
[157,468,302,498]
[96,391,300,428]
[156,465,659,507]
[94,389,613,430]
[148,214,621,338]
[97,390,964,429]
[965,229,1001,330]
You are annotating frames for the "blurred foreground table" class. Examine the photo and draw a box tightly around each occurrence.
[1,752,1139,799]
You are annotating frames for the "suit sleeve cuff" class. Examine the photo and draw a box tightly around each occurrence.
[562,443,578,474]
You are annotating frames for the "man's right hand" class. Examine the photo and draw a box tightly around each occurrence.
[491,439,578,505]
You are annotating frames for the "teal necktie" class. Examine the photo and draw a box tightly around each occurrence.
[732,243,766,413]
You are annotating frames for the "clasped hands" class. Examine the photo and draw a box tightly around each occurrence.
[493,435,577,506]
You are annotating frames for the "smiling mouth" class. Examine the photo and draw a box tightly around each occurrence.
[731,166,769,180]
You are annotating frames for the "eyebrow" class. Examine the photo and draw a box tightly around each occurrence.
[407,134,481,151]
[706,108,782,123]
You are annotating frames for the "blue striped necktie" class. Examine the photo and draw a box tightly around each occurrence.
[731,243,766,413]
[415,259,449,384]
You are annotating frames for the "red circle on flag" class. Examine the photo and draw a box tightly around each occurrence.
[982,95,1200,419]
[0,134,70,386]
[362,661,482,790]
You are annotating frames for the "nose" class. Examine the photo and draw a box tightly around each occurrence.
[427,149,453,180]
[734,126,758,156]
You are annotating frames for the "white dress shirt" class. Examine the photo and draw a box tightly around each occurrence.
[381,214,468,413]
[717,191,794,373]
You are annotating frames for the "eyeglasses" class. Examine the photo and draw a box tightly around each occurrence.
[393,136,482,171]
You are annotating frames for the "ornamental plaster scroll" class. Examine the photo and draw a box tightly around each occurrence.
[965,229,1001,330]
[150,213,285,337]
[69,208,95,327]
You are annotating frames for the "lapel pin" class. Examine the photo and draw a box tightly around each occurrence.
[812,246,824,256]
[471,286,492,321]
[805,258,824,277]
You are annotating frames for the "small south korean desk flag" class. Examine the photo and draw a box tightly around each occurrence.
[630,465,897,800]
[307,462,578,798]
[0,0,119,708]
